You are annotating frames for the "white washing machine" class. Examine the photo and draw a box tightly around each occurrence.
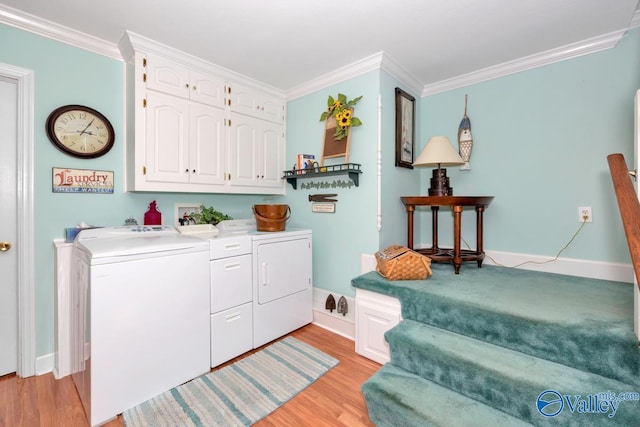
[71,225,210,426]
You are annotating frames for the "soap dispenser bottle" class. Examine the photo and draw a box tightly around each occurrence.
[144,200,162,225]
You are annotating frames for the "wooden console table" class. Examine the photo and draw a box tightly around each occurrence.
[401,196,494,274]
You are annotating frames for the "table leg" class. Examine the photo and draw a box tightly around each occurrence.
[453,205,463,274]
[431,206,439,249]
[406,205,415,249]
[476,206,486,267]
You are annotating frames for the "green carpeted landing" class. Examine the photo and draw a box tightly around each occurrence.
[354,264,640,426]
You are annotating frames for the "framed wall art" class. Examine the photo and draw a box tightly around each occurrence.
[395,87,416,169]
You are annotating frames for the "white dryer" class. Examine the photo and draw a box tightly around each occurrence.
[252,228,313,348]
[71,225,210,426]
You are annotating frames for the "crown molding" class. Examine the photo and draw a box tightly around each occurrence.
[285,51,423,100]
[0,4,121,60]
[285,52,384,100]
[379,52,423,95]
[422,28,627,96]
[630,7,640,29]
[2,2,636,99]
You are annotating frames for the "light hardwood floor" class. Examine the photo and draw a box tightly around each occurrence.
[0,324,380,427]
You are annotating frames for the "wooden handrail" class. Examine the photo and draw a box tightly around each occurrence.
[607,153,640,290]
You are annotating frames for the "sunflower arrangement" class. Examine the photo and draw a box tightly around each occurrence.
[319,93,363,140]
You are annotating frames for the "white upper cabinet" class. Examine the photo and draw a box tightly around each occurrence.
[119,31,285,195]
[228,113,284,189]
[145,54,190,98]
[190,70,226,108]
[143,90,227,188]
[146,54,227,108]
[228,83,285,124]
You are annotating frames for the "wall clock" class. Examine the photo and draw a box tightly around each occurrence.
[46,104,115,158]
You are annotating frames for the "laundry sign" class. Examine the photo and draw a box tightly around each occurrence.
[52,167,114,193]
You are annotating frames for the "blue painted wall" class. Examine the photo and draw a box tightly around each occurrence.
[420,28,640,263]
[286,72,381,294]
[1,24,283,357]
[2,21,639,359]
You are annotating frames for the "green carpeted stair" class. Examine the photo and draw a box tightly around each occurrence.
[353,264,640,426]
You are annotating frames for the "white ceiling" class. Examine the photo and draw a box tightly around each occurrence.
[1,0,639,95]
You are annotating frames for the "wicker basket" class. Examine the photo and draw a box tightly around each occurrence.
[375,245,433,281]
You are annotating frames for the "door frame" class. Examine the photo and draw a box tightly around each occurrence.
[634,89,640,341]
[1,62,35,377]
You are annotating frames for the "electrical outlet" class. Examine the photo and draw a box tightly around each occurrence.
[578,207,592,223]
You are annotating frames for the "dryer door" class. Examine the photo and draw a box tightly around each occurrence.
[256,237,311,305]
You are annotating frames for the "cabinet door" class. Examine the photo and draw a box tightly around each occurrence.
[257,121,285,188]
[355,293,401,364]
[229,114,284,190]
[228,113,260,187]
[189,71,226,108]
[259,93,285,124]
[228,83,284,124]
[189,103,227,186]
[144,91,190,183]
[228,83,259,118]
[145,54,190,99]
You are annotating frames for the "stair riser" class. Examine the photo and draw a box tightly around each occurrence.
[362,364,533,427]
[386,328,640,426]
[398,291,640,384]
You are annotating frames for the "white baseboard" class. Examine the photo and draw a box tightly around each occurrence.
[360,253,376,274]
[361,249,633,283]
[36,353,54,376]
[483,250,634,283]
[312,288,355,340]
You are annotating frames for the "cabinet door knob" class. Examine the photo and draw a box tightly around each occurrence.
[0,241,12,252]
[185,168,189,172]
[185,83,190,88]
[192,86,196,91]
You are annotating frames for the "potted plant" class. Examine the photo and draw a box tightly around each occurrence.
[189,205,232,225]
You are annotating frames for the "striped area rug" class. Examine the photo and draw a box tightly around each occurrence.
[122,337,339,427]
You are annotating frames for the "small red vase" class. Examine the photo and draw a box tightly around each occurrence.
[144,200,162,225]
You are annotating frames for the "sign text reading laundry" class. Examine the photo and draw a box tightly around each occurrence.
[52,168,114,194]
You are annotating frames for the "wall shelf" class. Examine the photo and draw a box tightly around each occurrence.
[282,163,362,189]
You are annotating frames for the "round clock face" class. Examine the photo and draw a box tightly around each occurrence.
[46,105,115,158]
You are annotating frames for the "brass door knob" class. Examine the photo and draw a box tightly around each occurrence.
[0,241,12,252]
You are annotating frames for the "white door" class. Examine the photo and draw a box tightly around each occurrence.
[634,89,640,341]
[0,76,18,376]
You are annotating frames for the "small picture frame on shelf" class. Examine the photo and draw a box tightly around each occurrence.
[395,88,416,169]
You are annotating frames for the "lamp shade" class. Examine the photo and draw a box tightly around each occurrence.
[413,136,464,167]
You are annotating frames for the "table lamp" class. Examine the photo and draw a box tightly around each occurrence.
[413,136,465,196]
